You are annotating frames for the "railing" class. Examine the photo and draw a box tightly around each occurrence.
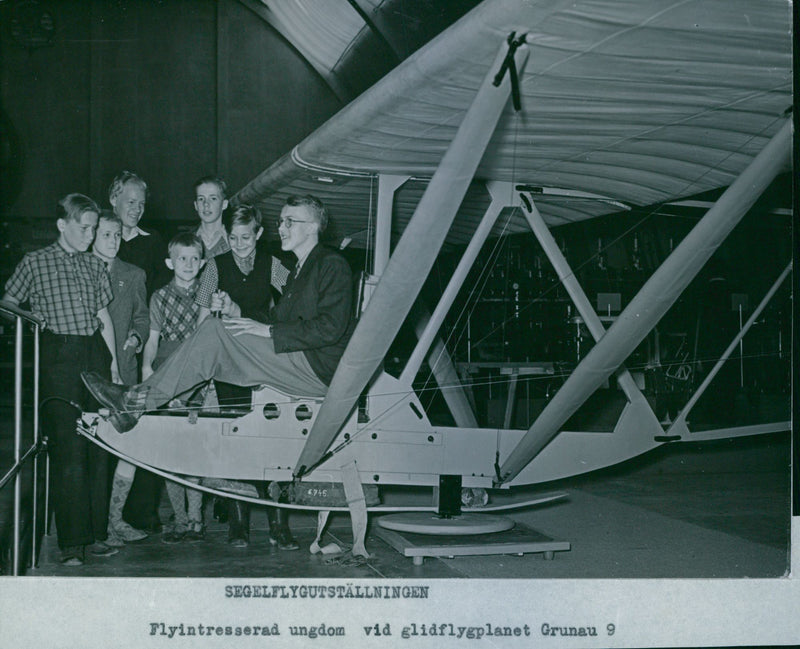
[0,299,46,576]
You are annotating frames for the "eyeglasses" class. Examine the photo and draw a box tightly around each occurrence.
[275,217,310,229]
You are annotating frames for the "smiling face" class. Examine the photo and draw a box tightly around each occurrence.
[278,203,318,256]
[228,222,263,260]
[166,244,205,287]
[111,181,146,230]
[58,210,99,253]
[194,182,228,225]
[92,217,122,261]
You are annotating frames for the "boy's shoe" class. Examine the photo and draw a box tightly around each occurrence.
[60,546,85,566]
[105,526,126,548]
[162,524,187,544]
[110,520,148,543]
[88,541,119,557]
[80,372,145,433]
[184,521,205,542]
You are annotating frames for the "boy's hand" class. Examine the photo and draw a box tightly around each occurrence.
[111,361,122,385]
[123,333,140,351]
[211,290,231,315]
[224,317,271,338]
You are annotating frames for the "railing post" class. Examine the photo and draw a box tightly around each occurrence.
[13,315,23,575]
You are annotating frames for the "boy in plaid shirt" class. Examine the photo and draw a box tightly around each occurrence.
[3,193,121,566]
[142,232,208,543]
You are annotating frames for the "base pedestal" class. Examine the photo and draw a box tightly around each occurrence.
[375,514,570,566]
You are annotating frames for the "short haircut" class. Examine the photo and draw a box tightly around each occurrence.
[194,175,228,199]
[285,194,328,232]
[225,204,261,231]
[98,208,123,229]
[108,171,148,203]
[57,193,100,223]
[168,231,204,257]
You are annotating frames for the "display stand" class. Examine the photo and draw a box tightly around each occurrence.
[375,514,570,566]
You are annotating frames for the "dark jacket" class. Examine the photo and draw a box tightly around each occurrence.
[267,244,354,385]
[107,258,149,384]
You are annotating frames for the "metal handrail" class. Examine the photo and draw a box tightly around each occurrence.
[0,299,45,576]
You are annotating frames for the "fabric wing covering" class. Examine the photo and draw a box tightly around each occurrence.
[235,0,792,249]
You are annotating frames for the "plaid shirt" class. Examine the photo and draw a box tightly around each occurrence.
[196,225,230,259]
[4,242,113,335]
[196,253,291,308]
[149,279,201,342]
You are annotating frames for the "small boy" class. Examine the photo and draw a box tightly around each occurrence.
[142,232,207,543]
[193,175,230,259]
[91,211,150,545]
[3,193,121,566]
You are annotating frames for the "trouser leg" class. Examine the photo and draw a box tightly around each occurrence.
[122,469,163,531]
[186,478,203,523]
[165,481,188,528]
[138,318,326,411]
[227,499,250,546]
[87,440,109,542]
[42,332,111,549]
[267,485,299,551]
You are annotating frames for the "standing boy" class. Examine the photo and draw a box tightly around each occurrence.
[193,175,230,259]
[3,194,120,566]
[142,232,207,543]
[194,204,293,548]
[109,170,168,532]
[91,211,150,545]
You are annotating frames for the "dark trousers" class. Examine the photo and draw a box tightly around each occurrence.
[41,331,111,549]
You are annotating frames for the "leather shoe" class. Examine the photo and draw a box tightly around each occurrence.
[81,371,127,411]
[81,371,140,433]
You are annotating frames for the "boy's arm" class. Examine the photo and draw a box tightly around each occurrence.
[143,291,164,380]
[97,307,121,384]
[141,329,160,380]
[1,294,20,305]
[128,268,150,352]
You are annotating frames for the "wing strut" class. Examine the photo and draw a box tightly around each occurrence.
[665,261,792,440]
[497,119,792,484]
[294,37,530,478]
[519,192,649,406]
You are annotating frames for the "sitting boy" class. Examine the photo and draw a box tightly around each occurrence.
[142,232,208,543]
[91,211,150,545]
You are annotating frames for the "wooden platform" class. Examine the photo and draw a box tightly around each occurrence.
[374,520,570,566]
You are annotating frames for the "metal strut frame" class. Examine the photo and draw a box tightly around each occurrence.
[665,262,792,441]
[294,37,531,478]
[498,119,792,483]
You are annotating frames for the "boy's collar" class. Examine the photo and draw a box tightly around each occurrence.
[293,242,319,274]
[122,225,151,242]
[92,250,115,266]
[171,276,198,291]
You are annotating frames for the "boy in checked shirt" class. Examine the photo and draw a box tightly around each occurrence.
[141,232,208,543]
[3,193,120,566]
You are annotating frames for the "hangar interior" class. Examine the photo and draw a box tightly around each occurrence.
[0,0,794,578]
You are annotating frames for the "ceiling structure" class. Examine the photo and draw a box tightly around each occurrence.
[235,0,793,252]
